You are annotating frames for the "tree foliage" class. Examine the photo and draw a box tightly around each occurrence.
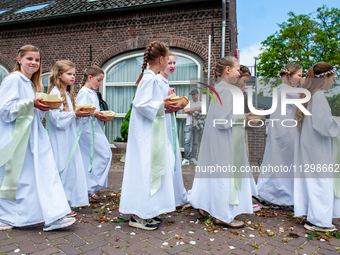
[327,94,340,116]
[257,6,340,88]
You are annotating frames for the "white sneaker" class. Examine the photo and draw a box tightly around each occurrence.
[43,217,76,231]
[0,221,13,230]
[304,222,337,232]
[190,158,198,165]
[253,204,261,212]
[182,159,190,165]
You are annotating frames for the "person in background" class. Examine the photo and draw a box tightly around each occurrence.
[182,89,201,165]
[96,91,109,111]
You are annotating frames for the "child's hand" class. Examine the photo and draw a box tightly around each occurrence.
[74,106,91,118]
[95,111,108,121]
[245,113,261,126]
[34,98,50,111]
[168,87,175,95]
[164,96,180,113]
[184,108,191,114]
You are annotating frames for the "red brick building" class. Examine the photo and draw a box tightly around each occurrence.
[0,0,239,146]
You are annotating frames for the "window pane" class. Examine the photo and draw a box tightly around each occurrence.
[106,57,144,83]
[106,86,136,113]
[42,75,49,93]
[105,117,124,144]
[169,56,198,81]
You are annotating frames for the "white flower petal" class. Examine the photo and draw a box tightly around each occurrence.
[190,241,196,245]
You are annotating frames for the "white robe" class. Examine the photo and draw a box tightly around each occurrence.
[257,84,299,205]
[48,87,89,207]
[76,87,112,193]
[157,74,188,206]
[0,71,70,226]
[119,70,176,219]
[294,90,340,227]
[188,82,256,223]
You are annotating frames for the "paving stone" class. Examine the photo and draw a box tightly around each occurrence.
[80,240,108,252]
[101,244,127,255]
[90,225,113,234]
[0,244,18,254]
[186,246,210,255]
[28,232,47,244]
[85,233,109,243]
[131,251,149,255]
[105,236,129,248]
[228,239,254,252]
[147,236,168,249]
[231,248,252,255]
[72,227,92,238]
[65,234,87,246]
[143,245,168,255]
[274,248,296,255]
[0,235,27,245]
[317,248,339,255]
[123,241,149,254]
[267,240,296,252]
[18,240,38,254]
[189,239,210,251]
[58,243,81,255]
[309,240,338,252]
[297,243,318,255]
[125,234,150,244]
[111,230,130,239]
[46,230,73,240]
[82,248,103,255]
[165,244,191,254]
[32,247,60,255]
[0,230,8,241]
[287,237,306,247]
[253,244,276,255]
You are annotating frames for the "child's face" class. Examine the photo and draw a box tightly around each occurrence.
[223,64,240,84]
[164,56,176,76]
[88,73,104,90]
[322,73,336,91]
[18,51,40,78]
[160,51,170,72]
[290,69,303,87]
[59,68,75,87]
[235,75,250,93]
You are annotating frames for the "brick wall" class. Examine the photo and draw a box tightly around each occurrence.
[246,125,266,165]
[0,1,237,90]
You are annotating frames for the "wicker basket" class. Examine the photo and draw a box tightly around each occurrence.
[82,107,96,115]
[101,111,116,121]
[170,96,189,109]
[41,99,63,109]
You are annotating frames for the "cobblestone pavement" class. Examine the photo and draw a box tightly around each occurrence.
[1,154,340,255]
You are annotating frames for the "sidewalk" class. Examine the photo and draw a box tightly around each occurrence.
[0,154,339,255]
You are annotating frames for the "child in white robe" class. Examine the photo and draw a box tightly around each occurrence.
[76,66,112,199]
[294,62,339,232]
[119,41,178,231]
[0,45,75,231]
[256,64,302,206]
[188,56,256,228]
[47,61,91,213]
[157,52,188,207]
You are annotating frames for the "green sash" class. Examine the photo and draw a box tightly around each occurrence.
[45,111,50,134]
[331,134,340,198]
[88,114,95,173]
[0,100,34,202]
[150,102,166,196]
[229,115,245,206]
[170,112,178,172]
[59,120,83,176]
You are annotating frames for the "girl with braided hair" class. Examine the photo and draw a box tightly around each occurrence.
[119,41,179,230]
[255,63,302,207]
[294,62,339,232]
[76,66,112,200]
[47,61,90,213]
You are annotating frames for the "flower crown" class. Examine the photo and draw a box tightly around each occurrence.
[315,68,336,78]
[279,67,290,76]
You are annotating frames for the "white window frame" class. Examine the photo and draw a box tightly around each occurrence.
[41,72,51,92]
[102,50,203,120]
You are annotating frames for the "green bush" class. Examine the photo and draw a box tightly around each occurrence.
[120,100,133,142]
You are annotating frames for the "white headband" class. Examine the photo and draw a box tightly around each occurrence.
[315,68,336,78]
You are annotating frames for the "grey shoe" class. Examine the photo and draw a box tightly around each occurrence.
[190,158,198,165]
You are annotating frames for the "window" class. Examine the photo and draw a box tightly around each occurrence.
[16,3,50,13]
[102,50,202,148]
[41,73,50,92]
[0,65,9,84]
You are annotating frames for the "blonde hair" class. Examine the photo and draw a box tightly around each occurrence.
[214,56,239,78]
[295,62,334,131]
[80,66,104,88]
[136,41,168,86]
[279,63,302,86]
[47,60,76,112]
[13,45,43,92]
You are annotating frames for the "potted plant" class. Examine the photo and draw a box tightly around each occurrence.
[112,101,133,162]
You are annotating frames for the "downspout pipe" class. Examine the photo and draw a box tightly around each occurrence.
[221,0,226,57]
